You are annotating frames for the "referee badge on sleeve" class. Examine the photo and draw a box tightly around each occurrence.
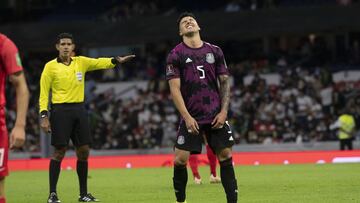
[76,72,83,81]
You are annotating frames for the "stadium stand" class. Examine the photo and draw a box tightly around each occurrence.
[1,0,360,154]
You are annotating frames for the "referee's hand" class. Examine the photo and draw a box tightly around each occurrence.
[40,117,51,134]
[114,55,136,64]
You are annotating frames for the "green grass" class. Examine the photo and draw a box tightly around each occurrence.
[6,164,360,203]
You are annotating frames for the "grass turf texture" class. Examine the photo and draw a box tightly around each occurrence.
[7,164,360,203]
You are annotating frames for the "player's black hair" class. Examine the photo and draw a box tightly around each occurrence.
[177,12,197,27]
[56,32,74,44]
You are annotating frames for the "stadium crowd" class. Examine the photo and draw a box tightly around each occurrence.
[3,33,360,152]
[0,0,357,23]
[2,0,360,152]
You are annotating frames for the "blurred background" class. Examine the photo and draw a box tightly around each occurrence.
[1,0,360,158]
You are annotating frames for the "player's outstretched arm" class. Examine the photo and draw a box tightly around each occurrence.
[9,71,29,149]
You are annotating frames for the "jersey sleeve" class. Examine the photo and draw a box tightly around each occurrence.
[1,37,23,75]
[165,49,180,80]
[39,64,52,112]
[80,56,116,72]
[215,47,229,76]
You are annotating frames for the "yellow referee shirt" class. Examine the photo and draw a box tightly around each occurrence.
[39,56,116,112]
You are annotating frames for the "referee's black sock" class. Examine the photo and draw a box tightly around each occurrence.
[173,163,187,202]
[49,159,61,193]
[77,160,88,196]
[220,158,238,203]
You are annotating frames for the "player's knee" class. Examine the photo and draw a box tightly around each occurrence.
[53,148,66,161]
[217,148,232,162]
[53,151,65,161]
[174,156,188,166]
[76,148,89,161]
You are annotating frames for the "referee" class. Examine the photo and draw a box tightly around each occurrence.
[39,33,135,203]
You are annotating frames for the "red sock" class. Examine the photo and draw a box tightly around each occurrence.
[206,145,217,177]
[0,197,6,203]
[189,154,200,179]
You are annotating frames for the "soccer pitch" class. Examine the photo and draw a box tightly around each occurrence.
[7,164,360,203]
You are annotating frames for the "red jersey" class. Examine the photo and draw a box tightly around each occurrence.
[0,34,23,107]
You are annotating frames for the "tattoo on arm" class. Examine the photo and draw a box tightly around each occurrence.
[219,75,230,112]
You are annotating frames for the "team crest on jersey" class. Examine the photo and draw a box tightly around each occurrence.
[76,72,83,81]
[206,53,215,64]
[177,135,185,145]
[166,64,175,76]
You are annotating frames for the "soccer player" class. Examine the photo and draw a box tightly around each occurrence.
[39,33,135,203]
[0,33,29,203]
[166,12,238,203]
[189,141,221,184]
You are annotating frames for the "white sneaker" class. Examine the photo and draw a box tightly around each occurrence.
[194,177,202,184]
[209,174,221,184]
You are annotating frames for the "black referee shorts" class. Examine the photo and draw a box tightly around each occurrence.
[50,103,91,147]
[174,121,235,154]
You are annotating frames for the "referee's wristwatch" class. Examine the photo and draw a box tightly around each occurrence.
[111,57,120,65]
[40,110,48,119]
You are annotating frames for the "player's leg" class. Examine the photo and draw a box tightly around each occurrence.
[203,134,220,183]
[0,117,9,203]
[347,138,353,150]
[340,139,345,150]
[75,145,89,196]
[73,105,99,202]
[206,145,220,183]
[207,122,237,203]
[173,121,203,202]
[48,145,66,203]
[49,146,67,195]
[217,147,238,203]
[48,104,73,203]
[174,148,190,202]
[188,154,201,184]
[0,177,4,203]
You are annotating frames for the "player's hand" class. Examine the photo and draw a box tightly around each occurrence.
[114,55,136,64]
[9,125,26,149]
[40,117,51,134]
[184,115,199,135]
[211,110,227,129]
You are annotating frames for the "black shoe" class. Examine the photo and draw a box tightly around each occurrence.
[78,193,100,202]
[47,192,61,203]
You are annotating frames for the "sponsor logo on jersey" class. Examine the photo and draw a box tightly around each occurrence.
[206,53,215,64]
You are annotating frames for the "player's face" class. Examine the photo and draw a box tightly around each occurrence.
[56,38,75,58]
[179,16,200,36]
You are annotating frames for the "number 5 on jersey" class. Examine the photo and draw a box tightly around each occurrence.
[196,65,205,79]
